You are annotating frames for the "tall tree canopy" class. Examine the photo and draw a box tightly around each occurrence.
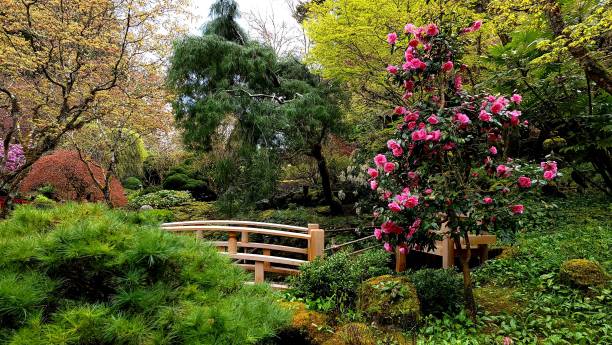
[168,0,346,213]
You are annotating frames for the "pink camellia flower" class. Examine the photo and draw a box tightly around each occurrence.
[384,242,393,252]
[404,80,414,91]
[383,162,396,173]
[404,23,416,34]
[442,61,454,72]
[511,204,525,214]
[408,171,417,179]
[403,92,413,100]
[424,188,433,195]
[511,94,522,104]
[367,168,378,178]
[491,101,504,114]
[479,110,492,122]
[386,65,399,74]
[483,197,493,204]
[370,180,378,190]
[387,139,400,150]
[387,32,398,45]
[454,75,463,91]
[443,142,456,151]
[398,245,408,255]
[411,129,428,141]
[409,38,419,47]
[496,164,510,177]
[543,170,557,180]
[503,336,513,345]
[518,176,532,188]
[429,130,441,141]
[427,114,439,125]
[388,201,402,212]
[374,228,382,240]
[383,191,392,200]
[472,20,482,31]
[541,161,558,172]
[404,111,419,122]
[374,154,387,166]
[381,221,402,234]
[392,147,403,157]
[394,106,407,115]
[455,113,470,125]
[405,196,419,208]
[489,146,498,155]
[426,23,439,36]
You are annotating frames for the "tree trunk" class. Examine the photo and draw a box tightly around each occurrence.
[454,235,477,320]
[310,143,343,215]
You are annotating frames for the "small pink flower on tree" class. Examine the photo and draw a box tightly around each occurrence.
[370,21,556,319]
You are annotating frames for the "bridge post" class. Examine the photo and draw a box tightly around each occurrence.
[228,232,238,254]
[307,224,324,261]
[395,247,407,272]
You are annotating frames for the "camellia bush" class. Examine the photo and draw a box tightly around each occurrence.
[368,21,559,318]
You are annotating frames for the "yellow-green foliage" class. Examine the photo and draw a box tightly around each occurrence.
[169,201,221,221]
[357,275,420,328]
[559,259,609,288]
[474,286,522,315]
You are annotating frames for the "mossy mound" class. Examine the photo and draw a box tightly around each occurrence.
[357,275,420,328]
[474,286,522,315]
[169,201,221,221]
[497,246,519,259]
[559,259,608,288]
[277,301,331,344]
[321,322,412,345]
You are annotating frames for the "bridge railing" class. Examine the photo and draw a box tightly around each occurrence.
[161,220,324,285]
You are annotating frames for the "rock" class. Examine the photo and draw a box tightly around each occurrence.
[139,205,154,211]
[559,259,608,289]
[277,301,331,345]
[357,275,420,328]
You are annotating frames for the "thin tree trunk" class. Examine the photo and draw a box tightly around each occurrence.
[310,143,343,215]
[454,234,477,320]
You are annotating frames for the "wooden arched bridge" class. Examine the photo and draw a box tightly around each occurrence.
[162,220,496,287]
[161,220,325,287]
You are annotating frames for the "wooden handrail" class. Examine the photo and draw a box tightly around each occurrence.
[210,241,308,255]
[162,220,309,232]
[220,252,307,266]
[163,225,311,240]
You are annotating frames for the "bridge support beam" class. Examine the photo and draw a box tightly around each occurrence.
[307,224,324,261]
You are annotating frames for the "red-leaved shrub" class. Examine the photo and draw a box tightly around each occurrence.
[19,150,127,207]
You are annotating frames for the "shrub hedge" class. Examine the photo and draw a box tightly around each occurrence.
[0,203,289,344]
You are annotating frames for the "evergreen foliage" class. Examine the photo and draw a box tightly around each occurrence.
[0,203,289,344]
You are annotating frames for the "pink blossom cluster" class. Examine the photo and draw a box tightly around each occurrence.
[0,143,25,173]
[541,161,558,180]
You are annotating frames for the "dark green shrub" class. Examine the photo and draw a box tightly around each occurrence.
[288,250,391,313]
[129,190,194,209]
[0,203,289,344]
[35,184,56,199]
[123,176,143,190]
[408,269,464,316]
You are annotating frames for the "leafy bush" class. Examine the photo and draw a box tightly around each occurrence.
[19,150,127,207]
[129,189,194,209]
[163,173,216,201]
[408,269,464,316]
[0,203,290,344]
[123,176,143,190]
[288,250,391,313]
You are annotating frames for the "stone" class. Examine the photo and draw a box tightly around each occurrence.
[357,275,420,328]
[139,204,154,211]
[559,259,608,288]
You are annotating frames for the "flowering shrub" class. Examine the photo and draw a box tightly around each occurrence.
[369,21,558,316]
[0,142,25,173]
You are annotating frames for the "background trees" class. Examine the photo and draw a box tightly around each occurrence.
[0,0,187,205]
[168,0,347,214]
